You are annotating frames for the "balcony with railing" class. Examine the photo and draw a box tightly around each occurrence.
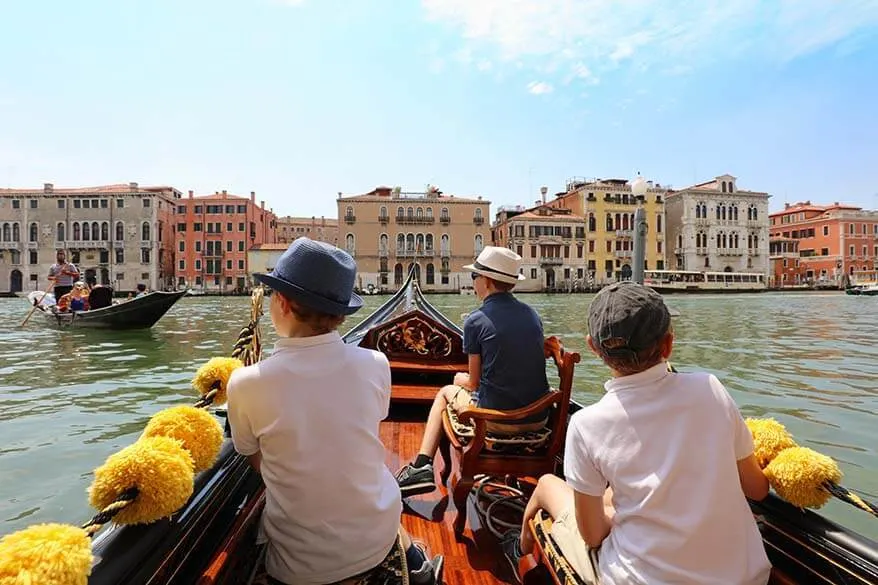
[439,216,451,225]
[344,214,356,225]
[539,256,564,266]
[717,248,744,256]
[395,247,435,257]
[378,248,388,257]
[345,247,356,256]
[615,230,633,238]
[378,215,389,225]
[473,217,485,225]
[614,250,632,259]
[696,247,708,255]
[64,240,110,249]
[395,215,435,225]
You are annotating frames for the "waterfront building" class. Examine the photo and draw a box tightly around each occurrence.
[0,182,180,294]
[276,216,339,246]
[491,200,588,292]
[336,185,490,292]
[768,201,877,286]
[175,190,277,293]
[543,177,667,284]
[665,174,770,276]
[247,243,290,280]
[768,238,804,287]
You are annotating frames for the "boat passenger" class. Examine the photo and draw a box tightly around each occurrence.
[135,283,148,298]
[47,250,80,300]
[226,238,442,585]
[57,281,91,312]
[395,246,550,497]
[506,282,772,585]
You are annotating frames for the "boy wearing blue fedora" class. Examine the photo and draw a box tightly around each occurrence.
[226,238,442,585]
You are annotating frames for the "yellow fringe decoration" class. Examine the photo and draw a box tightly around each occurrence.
[764,446,843,509]
[191,357,243,406]
[142,405,224,473]
[0,523,92,585]
[88,436,194,525]
[746,417,798,468]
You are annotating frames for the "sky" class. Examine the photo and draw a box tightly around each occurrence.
[1,0,877,218]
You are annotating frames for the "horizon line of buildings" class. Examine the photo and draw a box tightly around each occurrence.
[0,177,875,294]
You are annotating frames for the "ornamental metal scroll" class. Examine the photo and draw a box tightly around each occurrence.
[375,316,453,359]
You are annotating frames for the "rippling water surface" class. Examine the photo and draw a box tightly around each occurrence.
[1,292,876,540]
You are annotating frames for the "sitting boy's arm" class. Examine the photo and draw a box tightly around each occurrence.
[573,489,613,548]
[453,354,481,390]
[737,454,769,501]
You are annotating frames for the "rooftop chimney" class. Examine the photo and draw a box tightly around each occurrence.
[540,186,548,205]
[43,183,54,193]
[188,190,194,198]
[222,189,227,195]
[251,191,256,203]
[129,182,138,191]
[261,200,265,209]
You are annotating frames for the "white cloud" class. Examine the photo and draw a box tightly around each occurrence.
[527,81,554,95]
[422,0,878,83]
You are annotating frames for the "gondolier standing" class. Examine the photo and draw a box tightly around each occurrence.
[48,250,79,300]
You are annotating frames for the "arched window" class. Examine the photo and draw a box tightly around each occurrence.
[397,206,404,218]
[695,204,701,219]
[721,181,727,193]
[1,223,8,241]
[733,233,739,249]
[12,223,20,242]
[475,208,483,219]
[101,222,109,241]
[622,214,629,230]
[716,205,721,220]
[115,221,124,242]
[425,234,434,251]
[678,234,684,248]
[380,206,388,219]
[606,213,613,231]
[441,234,449,254]
[73,222,81,240]
[722,233,728,248]
[700,203,707,218]
[753,235,758,249]
[406,233,415,251]
[394,263,404,286]
[425,263,435,285]
[656,214,662,233]
[29,222,38,242]
[588,213,596,232]
[57,222,66,242]
[416,207,424,219]
[748,234,753,249]
[407,207,414,219]
[92,222,100,241]
[728,182,734,193]
[474,234,484,254]
[345,233,354,253]
[83,222,91,241]
[141,222,151,241]
[415,233,425,252]
[345,205,353,216]
[426,207,433,218]
[440,207,449,220]
[396,233,405,251]
[716,233,722,248]
[379,233,388,253]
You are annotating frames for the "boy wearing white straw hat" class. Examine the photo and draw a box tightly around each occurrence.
[396,246,550,497]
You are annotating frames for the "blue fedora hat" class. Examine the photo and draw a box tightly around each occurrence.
[254,238,363,316]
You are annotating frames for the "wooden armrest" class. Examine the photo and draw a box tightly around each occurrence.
[457,390,562,425]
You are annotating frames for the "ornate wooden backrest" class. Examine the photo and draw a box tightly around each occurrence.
[543,336,581,457]
[358,309,466,366]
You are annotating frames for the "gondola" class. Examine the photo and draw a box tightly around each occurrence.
[27,289,187,330]
[6,270,876,584]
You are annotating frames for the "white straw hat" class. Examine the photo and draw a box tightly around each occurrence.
[463,247,526,284]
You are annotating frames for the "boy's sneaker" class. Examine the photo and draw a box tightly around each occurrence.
[500,530,524,584]
[409,541,445,585]
[395,462,436,497]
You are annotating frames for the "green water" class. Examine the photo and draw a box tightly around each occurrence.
[1,292,876,541]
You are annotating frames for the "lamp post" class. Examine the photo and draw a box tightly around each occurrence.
[630,173,649,284]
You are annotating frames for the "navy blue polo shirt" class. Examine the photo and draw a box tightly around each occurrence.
[463,292,550,422]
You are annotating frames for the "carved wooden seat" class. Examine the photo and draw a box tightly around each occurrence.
[438,336,580,536]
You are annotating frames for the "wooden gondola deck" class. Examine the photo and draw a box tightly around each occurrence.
[383,402,516,585]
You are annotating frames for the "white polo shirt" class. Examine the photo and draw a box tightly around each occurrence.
[565,362,771,585]
[227,332,402,585]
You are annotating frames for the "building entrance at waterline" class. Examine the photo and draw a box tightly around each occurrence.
[9,269,23,293]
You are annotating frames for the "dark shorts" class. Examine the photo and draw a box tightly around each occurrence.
[54,285,73,299]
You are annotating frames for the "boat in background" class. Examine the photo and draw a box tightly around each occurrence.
[644,269,767,293]
[846,284,878,296]
[24,289,187,329]
[21,268,875,584]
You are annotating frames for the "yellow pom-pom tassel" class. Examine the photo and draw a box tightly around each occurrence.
[191,357,243,406]
[0,523,92,585]
[764,446,843,509]
[746,417,798,468]
[142,405,224,473]
[88,436,194,526]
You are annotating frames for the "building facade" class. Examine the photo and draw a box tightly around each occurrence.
[276,216,339,246]
[492,204,588,291]
[337,185,490,292]
[543,178,667,284]
[768,238,804,287]
[665,174,770,275]
[0,183,179,294]
[175,190,277,293]
[768,201,877,285]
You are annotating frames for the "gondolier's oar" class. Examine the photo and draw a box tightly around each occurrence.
[19,281,54,328]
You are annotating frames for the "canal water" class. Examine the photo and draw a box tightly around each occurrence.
[0,292,876,541]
